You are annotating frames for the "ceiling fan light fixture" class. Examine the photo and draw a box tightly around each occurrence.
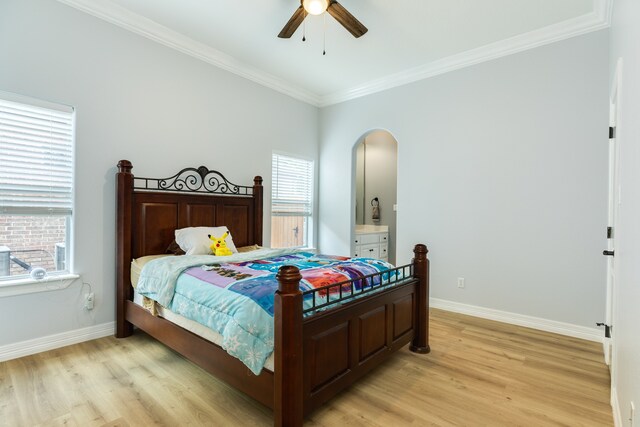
[303,0,329,16]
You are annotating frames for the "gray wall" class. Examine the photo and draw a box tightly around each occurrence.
[319,30,609,328]
[0,0,318,346]
[609,0,640,421]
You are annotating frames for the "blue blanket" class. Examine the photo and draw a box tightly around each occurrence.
[136,249,397,374]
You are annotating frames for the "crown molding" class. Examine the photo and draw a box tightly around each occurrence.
[319,0,613,106]
[56,0,611,108]
[56,0,322,106]
[596,0,615,26]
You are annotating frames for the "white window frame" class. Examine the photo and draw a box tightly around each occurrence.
[0,91,78,296]
[271,152,314,249]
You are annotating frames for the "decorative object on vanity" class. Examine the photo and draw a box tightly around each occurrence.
[371,197,380,222]
[115,160,429,427]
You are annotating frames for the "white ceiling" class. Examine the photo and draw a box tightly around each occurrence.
[59,0,611,105]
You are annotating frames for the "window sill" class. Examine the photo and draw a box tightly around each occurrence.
[0,274,80,297]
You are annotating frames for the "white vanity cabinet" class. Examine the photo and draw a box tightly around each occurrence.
[353,225,389,261]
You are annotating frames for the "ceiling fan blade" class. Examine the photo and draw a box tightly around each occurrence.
[278,6,305,38]
[327,1,368,38]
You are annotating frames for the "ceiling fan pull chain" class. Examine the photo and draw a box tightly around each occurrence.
[302,10,307,41]
[323,12,326,55]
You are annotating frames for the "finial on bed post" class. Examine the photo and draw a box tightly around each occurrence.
[117,159,132,174]
[116,160,134,338]
[253,176,263,246]
[410,244,430,354]
[274,265,304,427]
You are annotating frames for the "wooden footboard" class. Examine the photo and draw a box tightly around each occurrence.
[274,244,429,426]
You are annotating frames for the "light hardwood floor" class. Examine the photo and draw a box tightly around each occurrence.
[0,309,612,426]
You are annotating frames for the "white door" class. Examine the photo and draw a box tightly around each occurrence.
[604,59,623,369]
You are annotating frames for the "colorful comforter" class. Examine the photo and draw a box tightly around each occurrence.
[136,249,398,374]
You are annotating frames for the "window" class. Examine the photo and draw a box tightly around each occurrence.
[0,92,75,283]
[271,153,314,248]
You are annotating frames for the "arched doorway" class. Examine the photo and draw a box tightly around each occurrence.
[352,130,398,264]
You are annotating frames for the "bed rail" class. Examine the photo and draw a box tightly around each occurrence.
[302,263,416,315]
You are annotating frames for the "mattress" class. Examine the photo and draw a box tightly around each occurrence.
[133,290,275,372]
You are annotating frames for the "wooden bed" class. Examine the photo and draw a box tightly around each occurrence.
[115,159,430,426]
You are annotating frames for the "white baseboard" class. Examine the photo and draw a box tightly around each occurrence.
[0,302,604,361]
[0,322,115,362]
[603,337,612,366]
[430,298,604,343]
[611,387,623,427]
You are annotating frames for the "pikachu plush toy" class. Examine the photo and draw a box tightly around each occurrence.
[208,231,233,256]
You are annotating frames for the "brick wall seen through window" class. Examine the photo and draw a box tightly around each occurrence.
[0,216,67,276]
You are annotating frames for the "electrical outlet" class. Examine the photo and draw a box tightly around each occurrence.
[630,401,635,426]
[457,277,465,288]
[85,292,94,310]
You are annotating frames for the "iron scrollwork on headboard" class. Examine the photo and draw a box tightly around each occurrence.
[133,165,254,196]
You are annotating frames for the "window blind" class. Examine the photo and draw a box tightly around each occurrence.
[272,153,313,216]
[0,95,74,215]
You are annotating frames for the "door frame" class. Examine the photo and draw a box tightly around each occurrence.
[604,58,623,373]
[351,129,399,264]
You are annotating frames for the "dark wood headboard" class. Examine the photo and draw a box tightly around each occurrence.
[115,159,263,336]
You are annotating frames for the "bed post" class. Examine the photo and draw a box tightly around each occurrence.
[116,160,134,338]
[253,176,263,246]
[410,244,430,354]
[274,265,304,427]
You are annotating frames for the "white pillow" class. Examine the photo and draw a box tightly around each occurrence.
[174,226,238,255]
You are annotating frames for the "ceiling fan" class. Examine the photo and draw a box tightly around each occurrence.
[278,0,368,39]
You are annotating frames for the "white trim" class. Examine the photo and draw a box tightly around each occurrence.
[603,337,612,366]
[0,89,74,113]
[55,0,321,106]
[611,386,623,427]
[0,274,79,297]
[55,0,612,107]
[0,322,115,362]
[431,298,604,343]
[597,0,615,26]
[320,1,613,106]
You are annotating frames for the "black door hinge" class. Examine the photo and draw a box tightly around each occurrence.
[607,227,613,239]
[609,126,616,139]
[596,323,612,338]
